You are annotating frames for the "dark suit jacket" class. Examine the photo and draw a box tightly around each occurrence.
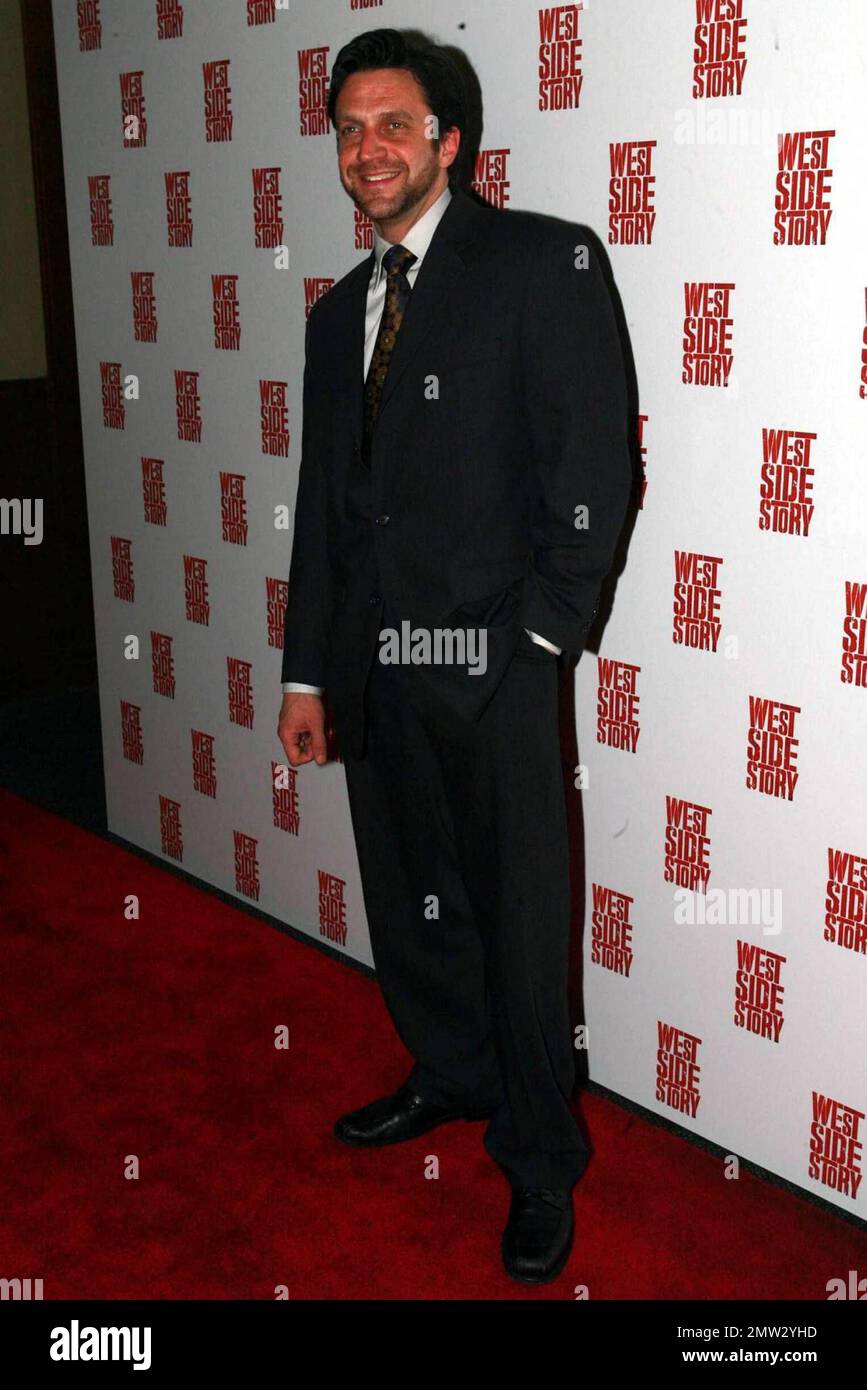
[281,185,632,758]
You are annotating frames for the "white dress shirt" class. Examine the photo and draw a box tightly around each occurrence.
[282,183,560,696]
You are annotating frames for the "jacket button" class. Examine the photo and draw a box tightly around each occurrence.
[369,593,381,606]
[375,514,390,526]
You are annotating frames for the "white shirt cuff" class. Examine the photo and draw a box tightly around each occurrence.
[282,682,324,695]
[525,628,562,656]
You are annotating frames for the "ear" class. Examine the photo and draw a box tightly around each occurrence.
[439,124,461,170]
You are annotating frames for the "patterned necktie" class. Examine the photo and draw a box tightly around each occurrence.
[362,243,417,463]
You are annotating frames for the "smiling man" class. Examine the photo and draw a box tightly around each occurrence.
[277,28,632,1284]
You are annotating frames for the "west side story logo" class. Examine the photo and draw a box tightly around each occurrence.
[657,1022,702,1118]
[775,130,835,246]
[142,457,167,526]
[203,60,233,142]
[298,47,330,135]
[734,941,785,1042]
[253,167,283,248]
[810,1092,863,1200]
[319,871,347,946]
[166,171,193,247]
[159,794,182,860]
[156,0,184,41]
[304,278,333,318]
[110,537,133,601]
[841,580,867,687]
[758,428,816,536]
[266,577,288,649]
[473,148,510,208]
[609,140,656,245]
[682,282,734,386]
[673,551,722,652]
[183,555,210,624]
[88,175,112,245]
[746,696,799,800]
[665,796,712,893]
[538,5,583,111]
[692,0,747,99]
[234,831,260,901]
[220,472,248,544]
[260,380,290,454]
[825,846,867,954]
[212,274,240,350]
[192,730,217,797]
[227,657,254,728]
[596,657,640,752]
[151,631,175,698]
[247,0,278,24]
[131,271,157,343]
[175,370,202,442]
[591,883,634,976]
[77,0,101,51]
[354,207,374,252]
[120,701,143,764]
[119,71,146,146]
[100,361,124,429]
[273,761,300,834]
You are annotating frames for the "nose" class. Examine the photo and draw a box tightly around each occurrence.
[356,122,387,163]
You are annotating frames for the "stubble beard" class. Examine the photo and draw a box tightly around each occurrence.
[345,147,442,232]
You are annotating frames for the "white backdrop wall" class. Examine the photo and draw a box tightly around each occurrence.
[52,0,867,1215]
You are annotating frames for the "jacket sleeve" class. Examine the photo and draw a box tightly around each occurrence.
[280,309,332,687]
[518,223,632,655]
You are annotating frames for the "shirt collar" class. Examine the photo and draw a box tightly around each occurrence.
[370,183,452,291]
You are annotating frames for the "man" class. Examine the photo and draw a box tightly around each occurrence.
[277,28,632,1284]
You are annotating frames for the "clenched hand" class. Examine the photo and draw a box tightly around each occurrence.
[277,692,328,767]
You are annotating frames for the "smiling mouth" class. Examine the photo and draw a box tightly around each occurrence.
[359,170,403,185]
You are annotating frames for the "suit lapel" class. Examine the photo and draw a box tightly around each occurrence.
[376,187,486,421]
[325,188,488,446]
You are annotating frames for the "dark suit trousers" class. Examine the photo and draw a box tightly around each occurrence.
[340,605,589,1191]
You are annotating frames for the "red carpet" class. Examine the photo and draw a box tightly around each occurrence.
[0,786,863,1300]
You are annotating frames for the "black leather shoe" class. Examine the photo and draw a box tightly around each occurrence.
[502,1187,574,1284]
[334,1081,497,1147]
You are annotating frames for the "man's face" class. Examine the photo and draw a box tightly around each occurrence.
[334,68,460,235]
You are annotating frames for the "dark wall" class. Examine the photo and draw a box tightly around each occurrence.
[1,1,96,700]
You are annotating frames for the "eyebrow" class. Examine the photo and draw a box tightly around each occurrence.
[335,108,417,124]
